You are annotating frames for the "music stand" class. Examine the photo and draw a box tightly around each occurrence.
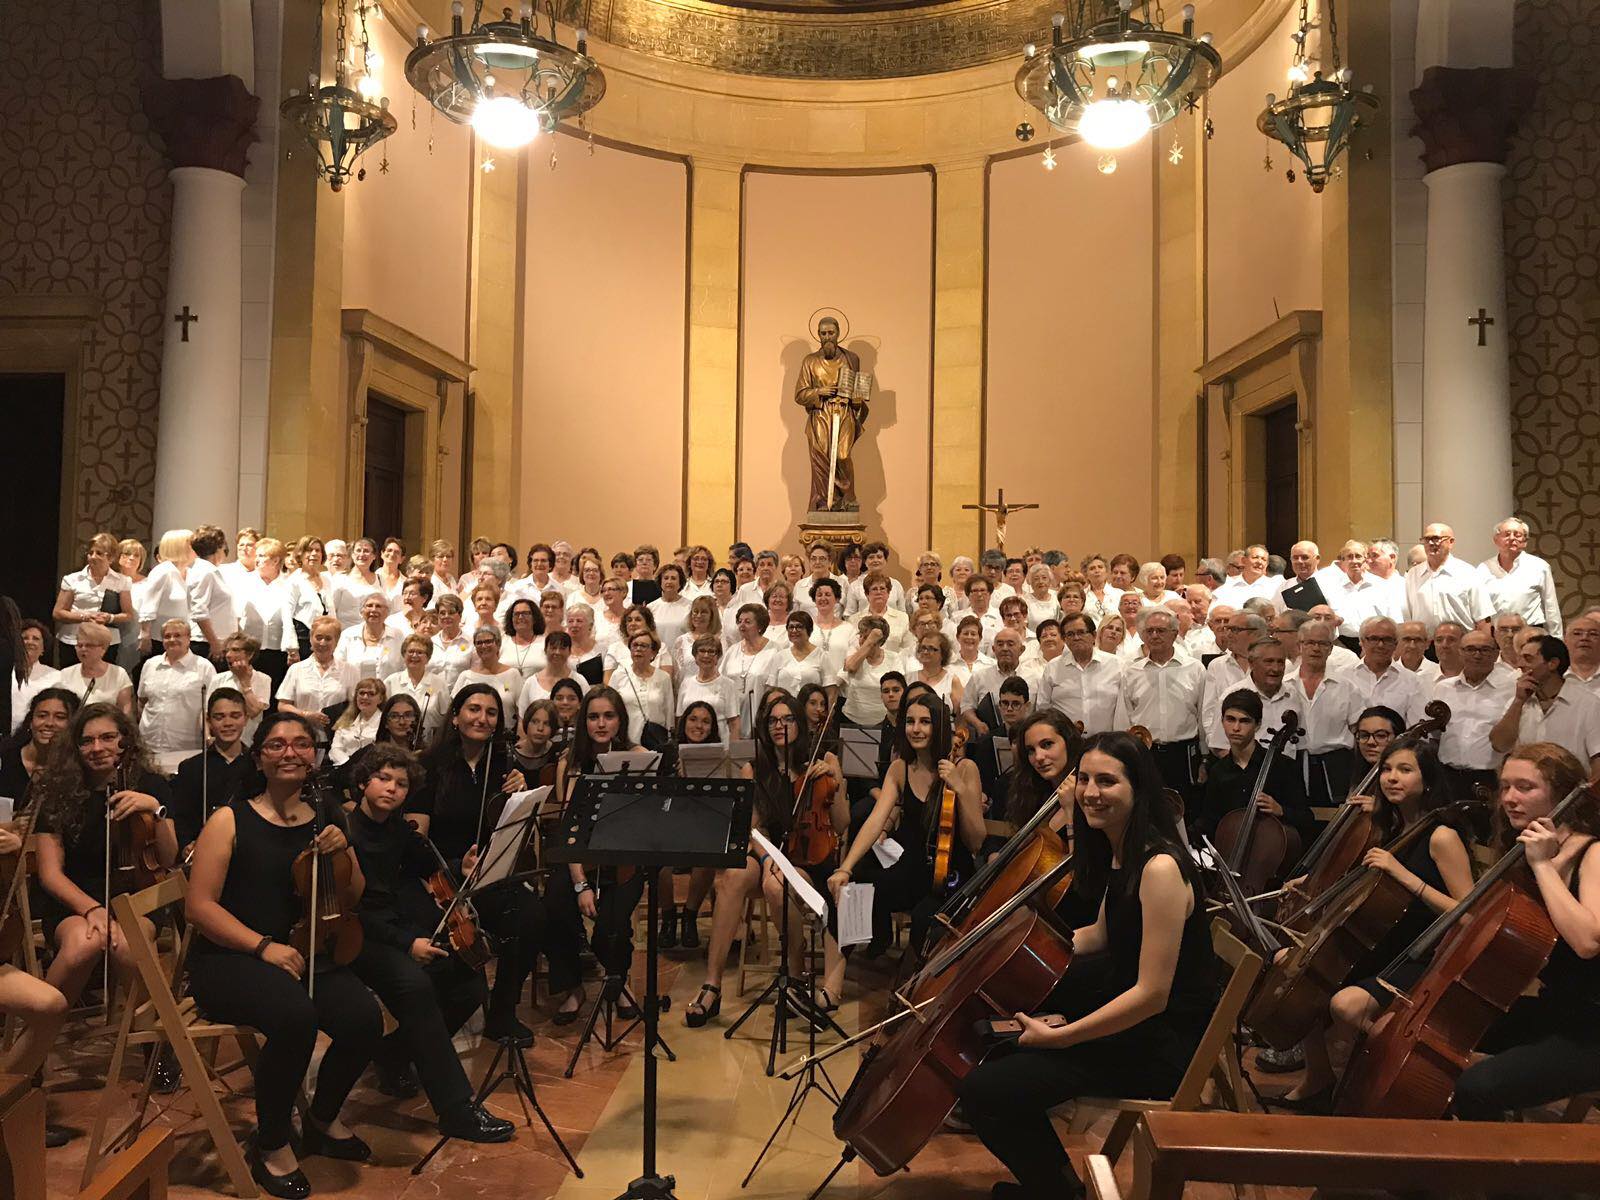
[677,740,754,779]
[836,727,883,780]
[546,773,753,1200]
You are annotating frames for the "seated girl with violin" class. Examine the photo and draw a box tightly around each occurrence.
[559,687,652,1015]
[1277,737,1475,1108]
[414,685,578,1037]
[31,703,179,1010]
[827,691,984,958]
[960,731,1218,1200]
[185,711,382,1199]
[1197,688,1314,854]
[1449,742,1600,1119]
[684,690,847,1026]
[344,744,514,1142]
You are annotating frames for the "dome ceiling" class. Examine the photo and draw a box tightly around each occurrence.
[553,0,1060,79]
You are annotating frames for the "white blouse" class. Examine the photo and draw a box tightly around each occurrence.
[429,632,475,690]
[677,673,742,741]
[382,669,450,736]
[57,662,132,706]
[648,596,692,648]
[451,668,525,720]
[208,668,273,743]
[502,636,546,677]
[137,653,217,752]
[11,662,63,733]
[56,567,131,645]
[772,647,824,696]
[517,670,587,711]
[236,573,298,652]
[329,709,382,766]
[611,662,676,733]
[336,625,405,681]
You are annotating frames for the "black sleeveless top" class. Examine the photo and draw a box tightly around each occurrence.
[1104,850,1218,1034]
[193,796,319,955]
[1356,825,1459,977]
[892,765,976,884]
[1540,850,1600,1011]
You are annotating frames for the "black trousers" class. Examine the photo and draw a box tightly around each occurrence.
[588,867,647,978]
[960,1015,1197,1197]
[1453,994,1600,1120]
[537,878,590,992]
[189,952,382,1150]
[850,842,936,950]
[352,940,481,1119]
[472,881,576,1014]
[1149,740,1199,817]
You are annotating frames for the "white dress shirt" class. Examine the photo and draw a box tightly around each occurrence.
[1201,655,1251,751]
[333,571,388,629]
[771,648,825,696]
[276,656,357,722]
[1114,654,1204,743]
[286,572,337,628]
[137,652,217,753]
[57,663,132,706]
[1405,556,1494,633]
[1569,667,1600,703]
[648,596,693,648]
[336,625,405,681]
[429,632,475,691]
[966,661,1045,721]
[677,673,743,740]
[383,669,450,736]
[208,668,273,743]
[849,606,912,659]
[56,567,131,646]
[1040,650,1122,734]
[137,560,196,637]
[1285,672,1361,754]
[1341,660,1426,725]
[1510,681,1600,765]
[1206,681,1298,752]
[1478,553,1563,636]
[944,608,1003,657]
[236,573,298,652]
[329,710,382,766]
[1403,657,1443,688]
[950,653,993,686]
[1083,586,1123,625]
[186,559,238,643]
[846,575,905,617]
[1213,574,1280,606]
[611,662,676,734]
[1431,672,1515,769]
[452,668,524,719]
[1324,573,1402,638]
[1183,627,1220,660]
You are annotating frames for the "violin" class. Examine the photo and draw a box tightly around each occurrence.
[288,775,364,976]
[927,725,968,890]
[421,837,495,971]
[1278,701,1451,929]
[1212,711,1302,899]
[1335,780,1596,1118]
[107,764,167,897]
[787,697,841,869]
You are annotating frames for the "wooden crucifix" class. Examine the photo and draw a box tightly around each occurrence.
[963,488,1039,550]
[1468,307,1494,346]
[174,305,199,343]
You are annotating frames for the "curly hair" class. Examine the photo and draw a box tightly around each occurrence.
[29,703,153,844]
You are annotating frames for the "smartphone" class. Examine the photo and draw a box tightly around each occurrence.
[974,1013,1069,1042]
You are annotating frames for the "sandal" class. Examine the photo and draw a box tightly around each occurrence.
[684,983,722,1028]
[813,986,840,1014]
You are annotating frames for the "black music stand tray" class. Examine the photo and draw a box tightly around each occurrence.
[546,772,753,1200]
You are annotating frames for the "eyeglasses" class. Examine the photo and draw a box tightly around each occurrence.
[1421,535,1451,544]
[767,716,798,728]
[1462,646,1498,656]
[260,738,316,755]
[1361,635,1397,645]
[1354,731,1393,744]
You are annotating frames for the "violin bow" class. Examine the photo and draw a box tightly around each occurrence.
[303,765,330,1000]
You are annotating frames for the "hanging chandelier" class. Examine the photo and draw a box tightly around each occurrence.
[1015,0,1221,152]
[405,2,605,151]
[281,0,396,191]
[1257,0,1378,192]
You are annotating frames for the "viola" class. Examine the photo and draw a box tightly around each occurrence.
[927,726,968,890]
[1335,781,1596,1118]
[421,839,496,971]
[288,779,364,974]
[1212,711,1302,899]
[1277,701,1452,929]
[106,766,168,897]
[788,768,840,869]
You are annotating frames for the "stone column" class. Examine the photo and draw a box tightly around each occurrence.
[143,75,258,536]
[929,159,986,561]
[1411,65,1533,558]
[683,159,743,550]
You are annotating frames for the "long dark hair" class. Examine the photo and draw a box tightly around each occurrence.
[30,702,152,843]
[675,700,721,744]
[796,683,838,757]
[423,683,508,776]
[569,685,634,773]
[752,690,808,832]
[1,687,80,756]
[1071,731,1198,902]
[1371,737,1452,842]
[376,693,424,749]
[891,691,952,767]
[1006,710,1083,825]
[0,596,24,686]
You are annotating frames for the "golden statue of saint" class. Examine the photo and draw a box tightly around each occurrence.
[794,316,870,512]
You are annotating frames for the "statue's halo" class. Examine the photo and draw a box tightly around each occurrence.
[808,307,851,343]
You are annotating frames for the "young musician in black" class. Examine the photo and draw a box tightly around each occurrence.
[172,688,258,852]
[413,685,577,1040]
[828,691,985,955]
[1450,741,1600,1118]
[32,704,179,1009]
[0,687,78,812]
[673,699,723,954]
[960,732,1219,1200]
[1197,688,1314,849]
[344,744,514,1141]
[186,711,381,1198]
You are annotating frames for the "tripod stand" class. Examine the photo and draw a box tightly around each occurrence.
[563,963,676,1079]
[412,1030,583,1177]
[742,900,842,1187]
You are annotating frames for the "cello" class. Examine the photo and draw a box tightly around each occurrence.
[1277,701,1451,928]
[1335,780,1596,1117]
[1212,711,1302,898]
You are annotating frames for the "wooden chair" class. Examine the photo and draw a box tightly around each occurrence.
[734,891,776,997]
[78,1127,175,1200]
[0,1072,45,1200]
[1083,1153,1122,1200]
[1066,918,1263,1168]
[81,875,262,1198]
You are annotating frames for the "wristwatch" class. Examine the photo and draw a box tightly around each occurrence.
[152,804,168,821]
[573,880,593,895]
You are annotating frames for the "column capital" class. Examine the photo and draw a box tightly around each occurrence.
[1409,65,1535,174]
[142,74,260,178]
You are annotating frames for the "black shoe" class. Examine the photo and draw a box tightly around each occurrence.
[684,983,721,1028]
[1261,1086,1334,1115]
[680,908,700,949]
[658,904,679,950]
[552,991,584,1026]
[375,1059,420,1099]
[1253,1043,1306,1075]
[299,1119,371,1162]
[45,1125,73,1149]
[484,1007,535,1048]
[439,1103,516,1143]
[249,1147,311,1199]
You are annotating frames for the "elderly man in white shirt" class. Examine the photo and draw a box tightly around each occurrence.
[1182,585,1219,658]
[1432,628,1515,799]
[1478,516,1563,635]
[1489,634,1600,772]
[1287,619,1364,807]
[1396,620,1442,687]
[1205,635,1296,753]
[1213,544,1279,606]
[1040,612,1122,734]
[1201,611,1267,746]
[963,628,1042,735]
[1114,609,1205,793]
[1406,523,1494,633]
[1341,616,1425,724]
[137,619,217,768]
[1364,538,1409,614]
[1568,613,1600,700]
[1322,540,1398,640]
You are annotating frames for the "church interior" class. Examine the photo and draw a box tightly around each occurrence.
[2,1,1600,1199]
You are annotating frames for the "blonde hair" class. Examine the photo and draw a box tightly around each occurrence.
[117,538,146,570]
[310,615,341,637]
[402,633,432,657]
[335,678,388,729]
[255,537,284,562]
[75,622,115,647]
[157,529,194,564]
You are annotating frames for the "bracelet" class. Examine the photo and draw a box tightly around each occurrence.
[253,935,273,959]
[81,904,104,919]
[1413,877,1427,898]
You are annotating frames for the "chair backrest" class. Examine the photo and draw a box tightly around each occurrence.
[1167,917,1264,1111]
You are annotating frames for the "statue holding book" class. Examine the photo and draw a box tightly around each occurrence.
[794,313,873,512]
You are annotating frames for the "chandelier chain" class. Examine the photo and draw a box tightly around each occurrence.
[1326,0,1341,71]
[357,0,372,74]
[311,0,324,84]
[335,0,349,84]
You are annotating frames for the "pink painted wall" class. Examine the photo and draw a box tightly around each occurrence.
[738,171,934,570]
[518,135,687,555]
[1206,5,1323,357]
[986,141,1154,557]
[340,15,471,360]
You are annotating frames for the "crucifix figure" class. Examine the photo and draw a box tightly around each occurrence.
[1468,307,1494,346]
[963,488,1039,550]
[174,305,199,343]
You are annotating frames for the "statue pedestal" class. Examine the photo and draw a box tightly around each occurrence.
[798,510,866,555]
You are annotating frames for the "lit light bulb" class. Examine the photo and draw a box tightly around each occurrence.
[1078,98,1151,149]
[1288,62,1309,84]
[1097,152,1118,175]
[356,73,381,100]
[472,95,541,148]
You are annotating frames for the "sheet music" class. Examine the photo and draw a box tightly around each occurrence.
[0,797,13,825]
[836,882,874,948]
[870,837,903,868]
[993,735,1015,775]
[477,787,546,887]
[678,740,755,778]
[597,750,662,775]
[750,828,828,922]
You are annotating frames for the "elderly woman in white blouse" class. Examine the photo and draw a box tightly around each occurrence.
[336,594,404,681]
[286,536,338,657]
[275,615,356,741]
[210,633,272,744]
[332,537,387,628]
[450,625,523,718]
[1022,563,1062,633]
[236,536,299,693]
[610,630,675,739]
[136,619,216,762]
[11,622,62,734]
[429,594,474,689]
[137,529,197,658]
[383,634,447,738]
[52,531,131,668]
[55,623,132,715]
